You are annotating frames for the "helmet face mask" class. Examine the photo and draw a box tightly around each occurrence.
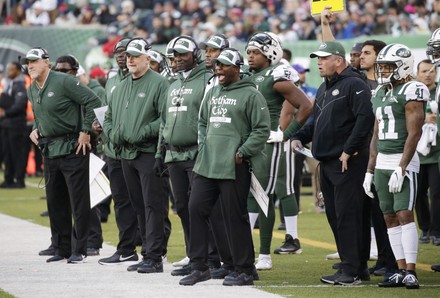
[246,32,283,65]
[374,43,414,85]
[427,28,440,65]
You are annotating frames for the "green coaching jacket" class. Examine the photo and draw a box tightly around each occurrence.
[102,68,129,159]
[194,79,270,180]
[103,69,169,160]
[157,63,211,163]
[28,70,101,158]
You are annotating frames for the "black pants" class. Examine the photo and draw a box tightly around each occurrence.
[1,126,28,184]
[44,153,91,257]
[87,207,103,249]
[168,160,194,256]
[416,163,440,237]
[188,163,254,274]
[161,173,172,256]
[168,159,220,265]
[320,151,368,276]
[106,157,138,254]
[122,153,165,262]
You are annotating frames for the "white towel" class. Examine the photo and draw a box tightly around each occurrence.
[417,123,438,156]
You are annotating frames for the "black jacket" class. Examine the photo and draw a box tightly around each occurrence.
[292,66,374,161]
[0,75,27,128]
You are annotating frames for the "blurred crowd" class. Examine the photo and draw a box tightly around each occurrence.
[1,0,439,46]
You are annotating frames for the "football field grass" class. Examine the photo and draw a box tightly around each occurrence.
[0,177,439,297]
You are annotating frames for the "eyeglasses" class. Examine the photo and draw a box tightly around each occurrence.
[55,68,73,73]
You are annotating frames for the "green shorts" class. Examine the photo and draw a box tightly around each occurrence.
[374,168,418,214]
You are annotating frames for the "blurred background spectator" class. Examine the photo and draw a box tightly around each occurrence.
[1,0,437,41]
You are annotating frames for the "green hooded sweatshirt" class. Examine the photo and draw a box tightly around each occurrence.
[158,63,211,163]
[194,79,270,179]
[102,69,129,159]
[28,70,101,158]
[103,69,169,160]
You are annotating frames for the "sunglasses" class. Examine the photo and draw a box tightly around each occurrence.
[55,68,73,73]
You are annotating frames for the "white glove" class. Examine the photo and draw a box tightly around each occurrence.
[267,127,284,143]
[363,173,374,198]
[388,167,405,193]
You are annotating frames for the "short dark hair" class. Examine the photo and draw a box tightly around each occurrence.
[10,61,22,71]
[362,40,387,56]
[417,59,435,72]
[55,55,79,70]
[283,48,292,62]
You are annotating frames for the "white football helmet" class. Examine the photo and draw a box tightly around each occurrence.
[246,32,283,65]
[427,28,440,65]
[375,43,414,85]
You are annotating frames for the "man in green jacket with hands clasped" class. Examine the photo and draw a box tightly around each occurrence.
[179,48,270,286]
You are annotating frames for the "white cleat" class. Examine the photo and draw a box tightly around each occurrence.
[172,256,190,267]
[255,255,272,270]
[326,252,340,260]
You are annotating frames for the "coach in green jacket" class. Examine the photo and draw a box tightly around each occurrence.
[25,47,101,264]
[180,48,270,286]
[103,38,169,274]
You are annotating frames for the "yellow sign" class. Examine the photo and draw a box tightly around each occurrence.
[311,0,345,16]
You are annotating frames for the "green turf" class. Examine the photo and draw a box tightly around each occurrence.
[0,289,14,298]
[0,177,439,297]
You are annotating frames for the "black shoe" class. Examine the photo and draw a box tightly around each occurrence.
[432,264,440,272]
[419,231,430,243]
[171,264,192,276]
[39,246,55,256]
[335,274,361,286]
[179,269,211,286]
[0,181,16,188]
[320,270,342,284]
[99,252,139,265]
[332,262,342,270]
[87,248,100,256]
[13,181,25,188]
[378,271,405,287]
[67,253,86,264]
[137,259,163,273]
[274,234,302,254]
[223,272,254,286]
[403,271,419,289]
[357,268,370,281]
[252,266,260,281]
[277,222,286,230]
[46,255,66,263]
[127,260,147,272]
[373,266,387,276]
[210,266,233,279]
[40,210,49,217]
[432,236,440,246]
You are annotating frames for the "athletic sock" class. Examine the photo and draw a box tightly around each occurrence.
[401,222,418,265]
[388,225,405,261]
[284,215,298,239]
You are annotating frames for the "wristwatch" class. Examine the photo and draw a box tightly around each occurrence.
[236,151,244,159]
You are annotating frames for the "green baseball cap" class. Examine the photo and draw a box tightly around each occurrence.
[310,41,346,58]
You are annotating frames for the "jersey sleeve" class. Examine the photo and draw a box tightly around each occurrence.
[403,81,430,102]
[272,64,300,84]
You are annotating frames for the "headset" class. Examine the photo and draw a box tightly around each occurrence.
[149,49,166,73]
[125,37,152,52]
[37,47,50,59]
[113,37,131,54]
[172,35,201,64]
[67,55,80,70]
[221,47,244,67]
